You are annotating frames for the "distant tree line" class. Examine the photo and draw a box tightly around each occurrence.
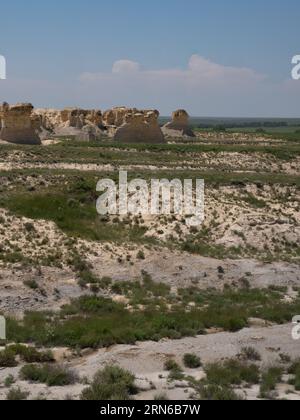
[194,121,300,129]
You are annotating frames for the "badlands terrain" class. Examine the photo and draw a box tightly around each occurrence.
[0,104,300,400]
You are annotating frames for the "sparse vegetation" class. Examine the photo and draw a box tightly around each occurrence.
[6,387,29,401]
[4,375,15,388]
[20,364,78,387]
[204,359,260,387]
[259,367,283,399]
[5,286,300,349]
[80,365,137,400]
[288,360,300,391]
[154,392,169,401]
[198,384,243,401]
[239,347,261,362]
[23,279,39,290]
[164,359,181,372]
[0,128,300,401]
[183,353,202,369]
[0,348,18,367]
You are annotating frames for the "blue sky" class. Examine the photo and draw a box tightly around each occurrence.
[0,0,300,116]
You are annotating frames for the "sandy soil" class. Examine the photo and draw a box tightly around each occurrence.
[1,323,299,400]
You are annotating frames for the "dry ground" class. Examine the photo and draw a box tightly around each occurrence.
[0,133,299,400]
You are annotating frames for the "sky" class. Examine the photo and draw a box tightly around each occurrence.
[0,0,300,117]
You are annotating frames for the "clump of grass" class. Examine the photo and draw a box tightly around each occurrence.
[168,368,185,382]
[6,344,54,364]
[198,384,243,401]
[205,359,260,387]
[164,359,181,372]
[259,367,283,399]
[154,392,169,401]
[20,364,78,387]
[0,349,18,367]
[279,353,291,364]
[137,250,145,260]
[239,347,261,362]
[4,375,15,388]
[23,279,39,290]
[81,365,137,400]
[6,387,29,400]
[243,193,267,209]
[112,273,170,306]
[164,359,184,381]
[288,360,300,391]
[183,353,202,369]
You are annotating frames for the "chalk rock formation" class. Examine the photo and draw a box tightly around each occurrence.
[0,102,41,145]
[40,108,102,129]
[75,124,104,142]
[33,108,103,138]
[60,108,102,129]
[114,109,165,144]
[163,109,195,137]
[34,109,59,131]
[102,107,132,128]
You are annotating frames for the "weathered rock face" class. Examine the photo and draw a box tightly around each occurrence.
[163,109,195,137]
[34,108,103,141]
[75,124,104,142]
[33,109,62,132]
[113,108,165,144]
[102,107,131,127]
[60,108,103,129]
[0,102,41,145]
[34,108,102,129]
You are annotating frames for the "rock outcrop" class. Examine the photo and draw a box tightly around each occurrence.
[163,109,195,137]
[59,108,102,129]
[34,108,102,130]
[0,102,41,145]
[33,108,103,139]
[103,107,128,128]
[113,108,165,144]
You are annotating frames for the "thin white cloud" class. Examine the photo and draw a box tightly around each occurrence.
[78,55,269,115]
[81,54,265,87]
[112,59,141,74]
[1,55,300,117]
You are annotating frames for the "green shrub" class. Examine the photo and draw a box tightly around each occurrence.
[0,349,17,367]
[23,279,39,290]
[205,359,260,387]
[183,353,202,369]
[239,347,261,362]
[6,288,300,351]
[81,365,137,400]
[199,384,243,401]
[20,364,78,387]
[164,359,184,381]
[259,367,283,399]
[137,250,145,260]
[288,361,300,391]
[8,344,54,363]
[4,375,15,388]
[154,392,169,401]
[6,387,29,400]
[164,359,181,372]
[168,369,185,382]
